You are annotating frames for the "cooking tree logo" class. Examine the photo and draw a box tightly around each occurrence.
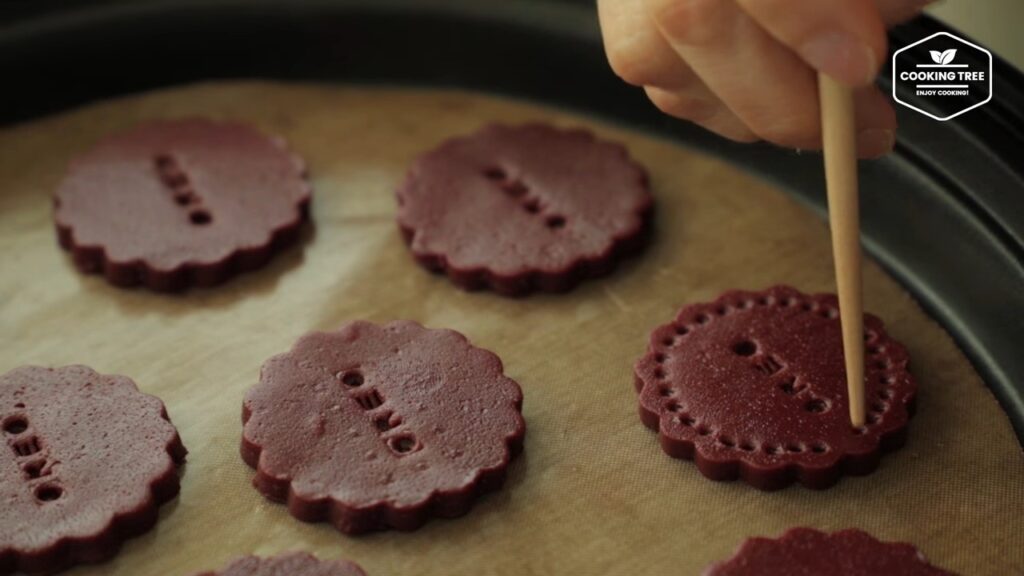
[892,32,992,121]
[909,48,969,95]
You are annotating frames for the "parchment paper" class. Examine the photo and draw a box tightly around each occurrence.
[0,82,1021,576]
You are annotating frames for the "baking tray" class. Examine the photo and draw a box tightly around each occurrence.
[2,0,1022,445]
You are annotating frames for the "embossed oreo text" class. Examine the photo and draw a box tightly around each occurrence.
[3,406,65,504]
[336,370,419,456]
[483,166,567,230]
[154,154,213,225]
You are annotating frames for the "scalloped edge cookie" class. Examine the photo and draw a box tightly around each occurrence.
[0,365,187,575]
[54,118,311,292]
[396,123,653,297]
[634,286,916,490]
[241,320,525,534]
[704,528,957,575]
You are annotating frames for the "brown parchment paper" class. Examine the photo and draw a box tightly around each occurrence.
[0,82,1021,576]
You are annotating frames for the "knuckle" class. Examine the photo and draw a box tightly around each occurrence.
[606,42,659,86]
[648,0,722,46]
[646,88,716,122]
[646,89,679,115]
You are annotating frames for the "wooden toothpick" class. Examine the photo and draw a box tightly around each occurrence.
[818,73,866,428]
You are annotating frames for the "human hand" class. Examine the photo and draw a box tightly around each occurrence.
[598,0,933,158]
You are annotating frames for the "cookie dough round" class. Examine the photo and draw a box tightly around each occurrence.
[241,320,525,534]
[705,528,956,575]
[634,286,916,490]
[54,118,311,291]
[396,123,652,296]
[0,365,186,574]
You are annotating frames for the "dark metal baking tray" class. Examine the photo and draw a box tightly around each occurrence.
[1,0,1022,445]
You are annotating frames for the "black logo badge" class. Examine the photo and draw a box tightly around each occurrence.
[892,32,992,121]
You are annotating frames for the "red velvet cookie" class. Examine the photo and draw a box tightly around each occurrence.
[396,123,653,296]
[54,118,311,291]
[241,320,525,534]
[0,365,186,574]
[193,552,366,576]
[704,528,957,575]
[634,286,916,490]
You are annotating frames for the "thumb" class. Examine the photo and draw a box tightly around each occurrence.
[735,0,888,87]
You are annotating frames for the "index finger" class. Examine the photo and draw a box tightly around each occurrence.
[735,0,888,86]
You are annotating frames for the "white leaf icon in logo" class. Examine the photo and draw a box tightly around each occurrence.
[930,50,944,64]
[941,49,957,65]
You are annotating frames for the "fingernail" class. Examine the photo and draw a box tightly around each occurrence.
[800,30,878,85]
[857,129,895,159]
